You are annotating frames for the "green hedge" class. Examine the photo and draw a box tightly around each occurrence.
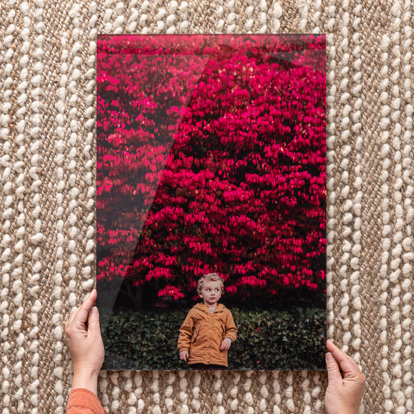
[101,307,326,370]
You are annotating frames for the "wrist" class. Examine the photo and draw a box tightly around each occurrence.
[72,368,100,396]
[73,362,101,378]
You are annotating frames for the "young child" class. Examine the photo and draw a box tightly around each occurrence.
[177,273,238,369]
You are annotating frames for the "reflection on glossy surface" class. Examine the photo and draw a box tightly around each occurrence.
[96,35,326,370]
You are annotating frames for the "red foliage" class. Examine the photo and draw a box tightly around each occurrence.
[96,35,326,304]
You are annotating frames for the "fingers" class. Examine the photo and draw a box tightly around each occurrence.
[326,339,362,378]
[180,352,189,361]
[73,289,97,327]
[68,306,79,326]
[87,306,101,338]
[65,289,98,339]
[65,308,75,327]
[65,306,80,337]
[326,352,342,384]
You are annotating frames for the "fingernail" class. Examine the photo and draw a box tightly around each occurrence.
[92,306,99,315]
[326,352,333,361]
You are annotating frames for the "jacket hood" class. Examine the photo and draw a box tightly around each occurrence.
[193,302,226,314]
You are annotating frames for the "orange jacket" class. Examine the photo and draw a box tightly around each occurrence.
[177,303,237,367]
[66,388,107,414]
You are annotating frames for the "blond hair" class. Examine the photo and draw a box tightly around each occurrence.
[197,273,224,294]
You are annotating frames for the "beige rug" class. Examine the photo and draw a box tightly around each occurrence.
[1,0,413,412]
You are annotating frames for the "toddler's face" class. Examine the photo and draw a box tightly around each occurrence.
[199,280,222,306]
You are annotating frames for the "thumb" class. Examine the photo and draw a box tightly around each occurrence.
[326,352,342,384]
[87,306,101,337]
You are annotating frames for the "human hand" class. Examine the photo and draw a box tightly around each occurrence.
[64,288,105,395]
[180,350,189,361]
[325,339,366,414]
[220,337,232,351]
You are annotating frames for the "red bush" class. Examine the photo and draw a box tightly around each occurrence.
[96,35,326,305]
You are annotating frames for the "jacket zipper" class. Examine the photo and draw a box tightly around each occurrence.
[208,312,213,363]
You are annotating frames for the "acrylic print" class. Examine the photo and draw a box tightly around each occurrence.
[96,34,326,370]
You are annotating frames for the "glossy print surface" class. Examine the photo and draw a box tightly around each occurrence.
[96,34,326,370]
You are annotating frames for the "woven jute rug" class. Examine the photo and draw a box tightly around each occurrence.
[1,0,413,413]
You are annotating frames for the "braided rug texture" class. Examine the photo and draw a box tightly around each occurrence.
[0,0,413,413]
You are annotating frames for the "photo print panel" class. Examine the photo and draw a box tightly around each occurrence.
[96,34,326,371]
